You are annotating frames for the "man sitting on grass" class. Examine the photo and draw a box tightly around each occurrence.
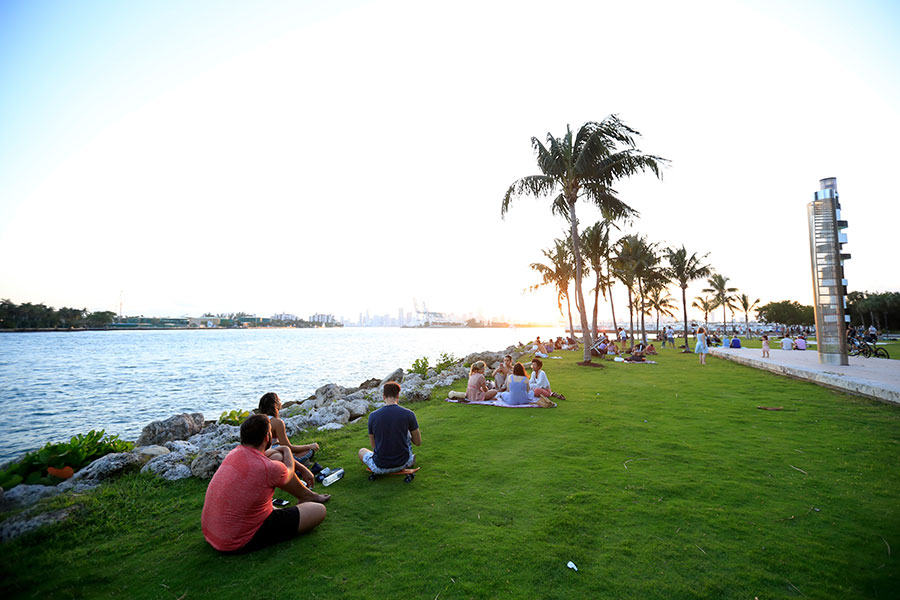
[358,381,421,474]
[201,414,329,553]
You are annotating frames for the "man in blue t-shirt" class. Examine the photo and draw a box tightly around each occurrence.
[358,381,422,474]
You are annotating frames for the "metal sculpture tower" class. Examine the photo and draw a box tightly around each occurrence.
[807,177,850,365]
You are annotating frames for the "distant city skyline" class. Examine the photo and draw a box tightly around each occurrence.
[1,0,898,325]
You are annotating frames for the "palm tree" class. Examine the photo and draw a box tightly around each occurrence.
[737,294,760,338]
[704,274,739,334]
[666,246,712,352]
[502,116,666,363]
[529,239,576,338]
[581,221,615,341]
[692,296,716,330]
[646,286,677,340]
[613,237,639,346]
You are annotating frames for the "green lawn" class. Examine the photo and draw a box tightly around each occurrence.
[2,349,899,599]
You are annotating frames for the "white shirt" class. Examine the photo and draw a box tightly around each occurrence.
[781,337,793,350]
[530,369,550,390]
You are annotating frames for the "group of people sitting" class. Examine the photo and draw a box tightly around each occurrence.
[591,334,658,361]
[530,336,579,358]
[201,382,421,554]
[466,356,566,405]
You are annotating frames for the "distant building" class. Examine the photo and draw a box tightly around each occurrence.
[309,313,336,324]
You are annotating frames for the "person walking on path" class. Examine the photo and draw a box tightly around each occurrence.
[695,326,709,365]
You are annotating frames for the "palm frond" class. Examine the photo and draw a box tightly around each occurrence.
[501,175,558,217]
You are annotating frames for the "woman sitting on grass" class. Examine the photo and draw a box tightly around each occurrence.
[257,392,319,486]
[498,362,534,406]
[466,361,498,403]
[529,358,566,400]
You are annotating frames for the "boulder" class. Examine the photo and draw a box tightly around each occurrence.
[280,403,305,418]
[142,454,193,481]
[190,443,238,479]
[312,383,348,408]
[164,440,199,455]
[317,423,344,431]
[0,484,61,511]
[358,377,381,390]
[283,415,313,437]
[136,413,205,446]
[307,405,350,427]
[56,479,101,494]
[402,386,432,403]
[133,445,170,462]
[69,452,142,483]
[0,504,81,542]
[341,398,370,419]
[380,368,404,385]
[187,424,240,451]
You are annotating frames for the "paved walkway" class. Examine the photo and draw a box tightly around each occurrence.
[709,346,900,405]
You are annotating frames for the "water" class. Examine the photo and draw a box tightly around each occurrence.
[0,327,560,463]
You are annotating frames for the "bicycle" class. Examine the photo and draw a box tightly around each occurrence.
[849,337,890,359]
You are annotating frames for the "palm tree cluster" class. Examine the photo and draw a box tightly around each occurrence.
[504,117,765,355]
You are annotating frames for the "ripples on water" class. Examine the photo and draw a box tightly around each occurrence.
[0,327,560,462]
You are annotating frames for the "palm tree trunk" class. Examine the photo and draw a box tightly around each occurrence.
[656,310,660,341]
[722,304,727,336]
[627,287,635,347]
[681,285,690,352]
[567,199,593,362]
[565,293,575,342]
[638,278,647,345]
[592,272,600,342]
[607,279,618,330]
[745,314,750,338]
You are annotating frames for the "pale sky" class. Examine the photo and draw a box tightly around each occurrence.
[1,0,898,324]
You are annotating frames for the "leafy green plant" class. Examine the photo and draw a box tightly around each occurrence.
[0,430,134,490]
[409,356,429,376]
[218,409,251,426]
[435,352,457,372]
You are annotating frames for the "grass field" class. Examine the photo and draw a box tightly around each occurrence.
[2,348,899,599]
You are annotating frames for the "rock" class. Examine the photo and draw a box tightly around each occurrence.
[317,423,344,431]
[142,454,193,481]
[187,424,240,451]
[0,484,61,511]
[358,377,381,390]
[312,383,348,408]
[56,479,101,494]
[136,413,205,446]
[283,415,313,437]
[380,368,404,385]
[401,373,424,388]
[133,445,170,462]
[307,405,350,427]
[341,398,370,419]
[0,504,81,542]
[164,440,199,455]
[190,443,238,479]
[425,368,436,378]
[69,452,142,483]
[402,386,432,403]
[463,351,503,368]
[280,403,304,418]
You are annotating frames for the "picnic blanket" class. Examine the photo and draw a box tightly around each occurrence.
[611,357,658,364]
[444,397,557,408]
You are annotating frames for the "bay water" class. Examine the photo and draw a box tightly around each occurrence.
[0,327,560,463]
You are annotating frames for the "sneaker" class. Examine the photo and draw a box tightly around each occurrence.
[551,392,566,400]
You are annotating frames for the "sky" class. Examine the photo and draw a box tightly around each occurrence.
[1,0,898,325]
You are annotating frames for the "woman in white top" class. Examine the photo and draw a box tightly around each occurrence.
[529,358,566,400]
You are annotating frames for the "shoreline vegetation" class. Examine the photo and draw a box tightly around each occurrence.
[1,343,898,598]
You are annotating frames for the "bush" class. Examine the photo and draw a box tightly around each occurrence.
[218,409,251,426]
[0,430,134,490]
[435,352,457,372]
[409,356,429,376]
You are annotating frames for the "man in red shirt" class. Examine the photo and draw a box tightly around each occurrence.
[201,414,329,553]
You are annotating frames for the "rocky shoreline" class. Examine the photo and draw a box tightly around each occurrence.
[0,345,528,541]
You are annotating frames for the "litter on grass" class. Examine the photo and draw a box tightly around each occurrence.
[567,561,578,572]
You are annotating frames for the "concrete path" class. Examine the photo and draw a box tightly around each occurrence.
[709,346,900,405]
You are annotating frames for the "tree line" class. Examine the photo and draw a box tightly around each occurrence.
[0,299,116,329]
[847,291,900,330]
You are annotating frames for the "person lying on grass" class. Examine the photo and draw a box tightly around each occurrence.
[358,381,421,474]
[201,414,329,554]
[466,361,499,403]
[529,358,565,400]
[258,392,319,486]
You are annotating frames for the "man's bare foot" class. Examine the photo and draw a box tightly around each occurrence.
[313,493,331,503]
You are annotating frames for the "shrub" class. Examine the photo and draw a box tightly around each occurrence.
[409,356,429,376]
[218,409,251,426]
[435,352,457,372]
[0,430,134,490]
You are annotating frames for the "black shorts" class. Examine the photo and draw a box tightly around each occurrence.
[227,506,300,554]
